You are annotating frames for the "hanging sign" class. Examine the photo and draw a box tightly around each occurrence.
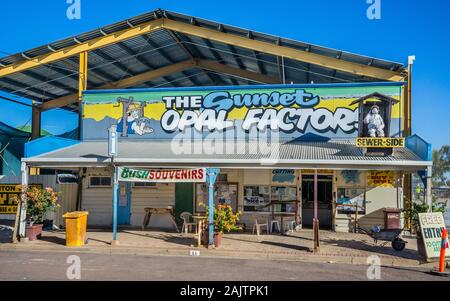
[118,167,206,183]
[367,171,395,187]
[356,137,405,148]
[0,184,42,215]
[418,212,449,259]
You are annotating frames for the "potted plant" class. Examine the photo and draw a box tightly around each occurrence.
[403,198,447,258]
[200,203,241,248]
[13,186,60,241]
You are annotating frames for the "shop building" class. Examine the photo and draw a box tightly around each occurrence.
[21,83,431,233]
[0,10,431,240]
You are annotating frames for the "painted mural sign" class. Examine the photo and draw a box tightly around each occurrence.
[367,171,395,187]
[418,212,449,259]
[82,83,403,141]
[0,184,41,215]
[118,167,206,183]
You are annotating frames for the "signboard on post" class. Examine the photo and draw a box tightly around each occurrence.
[418,212,449,260]
[0,184,42,215]
[118,167,206,183]
[108,124,118,157]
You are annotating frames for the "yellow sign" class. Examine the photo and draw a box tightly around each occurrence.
[367,171,395,187]
[0,184,41,215]
[356,137,405,148]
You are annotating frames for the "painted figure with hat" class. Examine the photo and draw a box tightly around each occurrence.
[364,104,385,137]
[117,102,154,136]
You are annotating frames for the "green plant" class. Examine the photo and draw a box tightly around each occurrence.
[403,198,447,237]
[432,145,450,186]
[199,203,241,233]
[12,186,60,225]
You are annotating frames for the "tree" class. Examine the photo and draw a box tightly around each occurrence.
[432,145,450,186]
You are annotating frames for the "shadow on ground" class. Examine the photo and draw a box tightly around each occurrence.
[121,230,193,247]
[321,237,420,260]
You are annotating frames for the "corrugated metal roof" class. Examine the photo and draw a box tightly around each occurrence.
[0,9,406,111]
[23,140,429,170]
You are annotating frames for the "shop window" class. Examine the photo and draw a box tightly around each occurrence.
[195,183,238,213]
[217,174,228,182]
[336,188,365,214]
[270,186,297,213]
[243,185,297,212]
[89,176,112,187]
[244,186,270,212]
[133,182,157,188]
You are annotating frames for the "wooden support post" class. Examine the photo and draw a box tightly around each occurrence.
[313,169,320,252]
[406,62,412,136]
[403,58,414,230]
[78,51,88,140]
[15,162,29,240]
[31,103,41,140]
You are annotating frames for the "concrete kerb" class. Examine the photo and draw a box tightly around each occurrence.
[0,241,424,268]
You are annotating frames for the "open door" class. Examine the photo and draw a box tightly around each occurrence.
[175,183,194,223]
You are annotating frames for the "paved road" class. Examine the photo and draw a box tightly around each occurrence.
[0,250,446,281]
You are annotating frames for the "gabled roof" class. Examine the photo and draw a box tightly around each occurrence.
[350,92,400,106]
[0,9,407,112]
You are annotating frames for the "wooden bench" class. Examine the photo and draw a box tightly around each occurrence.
[142,207,179,232]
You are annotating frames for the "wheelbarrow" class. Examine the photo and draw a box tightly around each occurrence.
[357,226,407,251]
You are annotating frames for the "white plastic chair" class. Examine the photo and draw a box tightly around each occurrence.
[284,219,296,233]
[252,216,269,236]
[180,212,196,236]
[269,219,281,233]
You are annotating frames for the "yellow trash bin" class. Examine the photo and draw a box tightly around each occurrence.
[63,211,89,247]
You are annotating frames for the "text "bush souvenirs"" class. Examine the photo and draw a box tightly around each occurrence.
[118,167,206,183]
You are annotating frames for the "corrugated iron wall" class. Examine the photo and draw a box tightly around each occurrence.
[54,183,78,227]
[0,175,78,226]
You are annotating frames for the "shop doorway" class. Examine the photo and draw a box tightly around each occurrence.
[301,174,333,228]
[118,182,131,225]
[175,183,194,223]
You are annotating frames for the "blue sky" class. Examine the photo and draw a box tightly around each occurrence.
[0,0,449,148]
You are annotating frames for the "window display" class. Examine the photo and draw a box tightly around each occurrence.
[244,185,297,212]
[195,183,238,213]
[336,188,365,214]
[243,186,270,212]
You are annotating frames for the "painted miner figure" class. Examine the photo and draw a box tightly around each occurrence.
[117,102,154,136]
[364,105,385,137]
